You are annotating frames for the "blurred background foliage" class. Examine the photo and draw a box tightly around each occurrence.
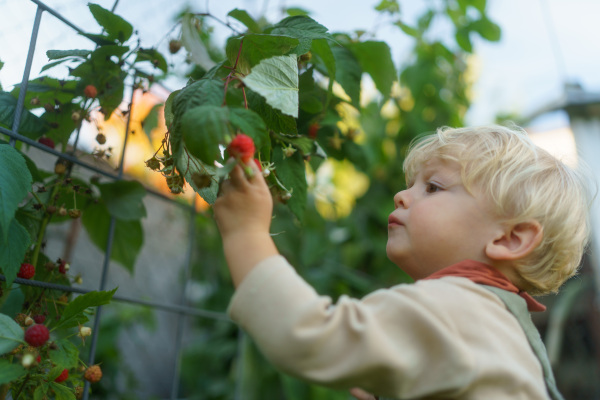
[177,0,502,398]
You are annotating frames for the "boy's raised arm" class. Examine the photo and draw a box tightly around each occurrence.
[213,162,279,288]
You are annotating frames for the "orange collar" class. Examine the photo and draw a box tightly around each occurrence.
[422,260,546,312]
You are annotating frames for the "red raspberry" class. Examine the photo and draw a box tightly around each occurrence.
[308,122,320,139]
[58,259,69,274]
[227,134,255,162]
[84,365,103,383]
[55,368,69,382]
[24,324,50,347]
[38,136,55,149]
[33,315,46,324]
[17,263,35,279]
[84,85,98,98]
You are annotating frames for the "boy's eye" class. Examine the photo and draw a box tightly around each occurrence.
[425,182,441,193]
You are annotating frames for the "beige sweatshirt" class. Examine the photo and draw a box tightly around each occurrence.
[227,255,549,399]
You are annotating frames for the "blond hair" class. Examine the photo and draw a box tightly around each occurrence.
[404,124,592,295]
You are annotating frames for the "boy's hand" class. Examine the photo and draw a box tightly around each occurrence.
[350,388,377,400]
[214,160,278,287]
[214,160,272,239]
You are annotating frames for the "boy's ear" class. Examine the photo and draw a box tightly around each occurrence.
[486,220,543,261]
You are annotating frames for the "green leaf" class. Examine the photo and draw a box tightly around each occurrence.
[170,79,225,159]
[54,288,117,330]
[455,28,473,52]
[0,287,24,318]
[395,21,419,37]
[11,77,78,109]
[181,105,230,165]
[330,46,362,108]
[310,39,336,81]
[299,68,324,114]
[98,180,147,221]
[285,7,310,17]
[242,55,299,118]
[279,135,314,155]
[88,3,133,43]
[0,358,27,384]
[164,89,179,131]
[228,108,268,150]
[34,384,50,400]
[0,314,25,355]
[181,14,217,71]
[470,18,501,41]
[97,67,126,119]
[49,339,79,369]
[228,9,261,33]
[40,101,79,146]
[0,144,32,242]
[48,381,76,400]
[226,34,299,75]
[82,203,143,273]
[176,150,219,205]
[470,0,487,12]
[348,41,397,99]
[136,48,168,73]
[247,90,297,135]
[0,219,31,287]
[46,49,91,60]
[270,16,331,55]
[273,146,307,220]
[375,0,400,13]
[0,92,48,138]
[79,32,115,46]
[90,44,129,62]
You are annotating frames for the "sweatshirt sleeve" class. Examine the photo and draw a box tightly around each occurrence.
[227,255,479,398]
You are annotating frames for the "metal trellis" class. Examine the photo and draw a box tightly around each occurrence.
[0,1,234,398]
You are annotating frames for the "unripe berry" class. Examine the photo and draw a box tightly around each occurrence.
[84,365,102,383]
[84,85,98,98]
[22,353,36,368]
[96,133,106,145]
[169,39,182,54]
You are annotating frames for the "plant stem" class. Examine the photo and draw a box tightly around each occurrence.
[30,180,60,268]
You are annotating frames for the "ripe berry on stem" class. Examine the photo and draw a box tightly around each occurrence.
[227,134,255,163]
[55,368,69,383]
[38,136,55,149]
[24,324,50,347]
[17,263,35,279]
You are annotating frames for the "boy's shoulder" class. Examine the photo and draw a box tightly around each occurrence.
[377,276,512,320]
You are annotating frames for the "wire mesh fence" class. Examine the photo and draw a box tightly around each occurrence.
[0,1,237,398]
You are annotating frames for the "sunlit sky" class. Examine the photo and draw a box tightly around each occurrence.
[1,0,599,131]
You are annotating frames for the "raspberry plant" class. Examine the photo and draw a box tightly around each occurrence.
[0,0,504,398]
[0,3,160,398]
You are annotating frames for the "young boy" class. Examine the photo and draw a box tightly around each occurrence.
[213,125,591,399]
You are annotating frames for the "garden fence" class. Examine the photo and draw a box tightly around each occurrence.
[0,1,241,398]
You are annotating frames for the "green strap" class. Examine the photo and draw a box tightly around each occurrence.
[482,285,564,400]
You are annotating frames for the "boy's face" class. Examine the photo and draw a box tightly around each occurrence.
[386,157,503,279]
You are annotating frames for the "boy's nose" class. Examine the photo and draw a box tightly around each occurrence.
[394,190,410,209]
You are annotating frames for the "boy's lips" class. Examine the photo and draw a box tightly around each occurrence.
[388,214,403,227]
